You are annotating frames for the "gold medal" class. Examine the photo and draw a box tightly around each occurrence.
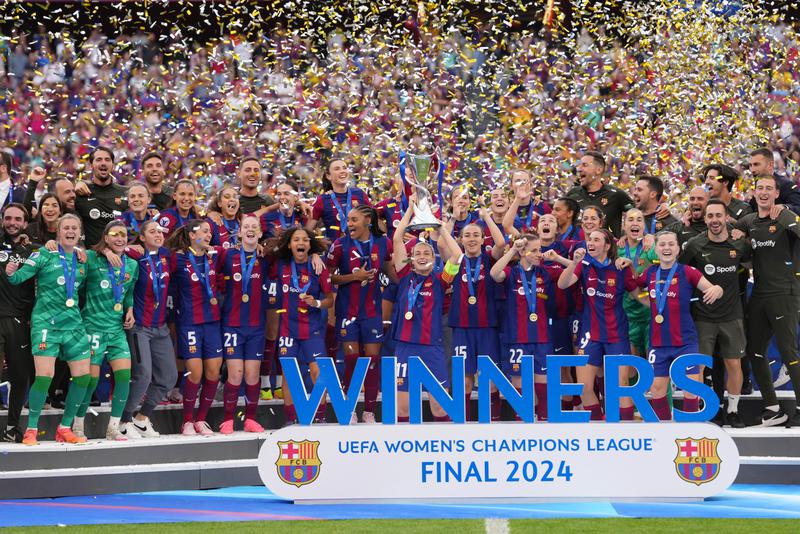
[655,314,664,324]
[210,297,218,306]
[468,296,477,305]
[113,303,123,312]
[404,311,413,320]
[299,293,307,300]
[153,302,159,310]
[242,294,250,303]
[529,312,538,322]
[65,298,75,308]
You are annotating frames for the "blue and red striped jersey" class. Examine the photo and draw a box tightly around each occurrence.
[375,196,406,240]
[127,246,171,328]
[170,247,223,326]
[638,263,703,347]
[208,217,240,249]
[573,260,638,343]
[119,210,159,244]
[450,211,480,237]
[218,247,269,328]
[327,234,392,321]
[500,264,561,344]
[512,201,551,232]
[274,259,333,340]
[158,207,199,238]
[311,187,371,241]
[260,210,305,238]
[394,264,454,345]
[448,250,497,328]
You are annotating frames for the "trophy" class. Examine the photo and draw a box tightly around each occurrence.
[399,150,444,231]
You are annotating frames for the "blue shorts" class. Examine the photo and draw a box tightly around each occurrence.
[551,318,573,356]
[338,315,385,344]
[265,278,280,310]
[451,327,500,375]
[396,341,448,393]
[177,322,222,360]
[501,342,551,377]
[579,340,630,368]
[649,344,700,378]
[223,325,265,361]
[278,335,327,366]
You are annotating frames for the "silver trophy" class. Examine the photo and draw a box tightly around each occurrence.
[402,151,442,231]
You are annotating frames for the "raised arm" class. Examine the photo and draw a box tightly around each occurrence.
[480,208,506,260]
[556,247,585,289]
[490,237,524,283]
[392,200,414,272]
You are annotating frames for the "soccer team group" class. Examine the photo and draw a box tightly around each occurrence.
[1,145,799,446]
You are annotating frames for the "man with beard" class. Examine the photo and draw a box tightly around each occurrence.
[681,200,750,428]
[735,175,800,427]
[141,152,172,211]
[668,186,710,246]
[0,204,35,442]
[566,151,633,237]
[22,170,76,217]
[236,157,274,214]
[632,175,678,234]
[74,146,128,246]
[702,163,752,221]
[748,148,800,215]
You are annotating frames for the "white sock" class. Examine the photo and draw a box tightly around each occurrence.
[109,416,120,428]
[276,376,283,388]
[727,395,740,413]
[261,376,270,388]
[766,404,780,412]
[73,416,84,431]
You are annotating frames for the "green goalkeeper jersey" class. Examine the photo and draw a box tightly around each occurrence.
[81,250,139,333]
[7,248,87,330]
[618,242,657,322]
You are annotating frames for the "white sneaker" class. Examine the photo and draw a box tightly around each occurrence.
[362,411,376,424]
[132,418,160,438]
[181,421,197,435]
[349,412,358,425]
[106,423,128,441]
[120,422,143,440]
[774,364,791,388]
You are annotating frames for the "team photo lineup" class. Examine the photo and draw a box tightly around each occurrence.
[0,0,799,455]
[2,143,800,445]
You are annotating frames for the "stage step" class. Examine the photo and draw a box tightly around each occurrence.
[0,427,799,499]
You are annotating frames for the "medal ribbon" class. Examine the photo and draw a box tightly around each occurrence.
[187,251,215,302]
[518,265,538,315]
[222,218,239,245]
[625,241,643,270]
[330,188,353,232]
[107,255,127,308]
[146,251,164,307]
[291,259,312,294]
[406,275,424,316]
[655,263,679,319]
[58,245,77,303]
[239,248,257,297]
[465,255,481,300]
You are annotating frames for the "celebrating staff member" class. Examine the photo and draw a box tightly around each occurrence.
[636,231,723,421]
[120,219,176,439]
[567,151,633,236]
[554,230,639,421]
[141,152,173,211]
[327,205,394,424]
[681,200,750,428]
[166,220,224,435]
[308,158,371,242]
[6,214,92,445]
[269,227,334,425]
[490,233,560,421]
[217,215,268,434]
[74,146,129,246]
[735,175,800,427]
[72,221,138,441]
[0,204,35,443]
[446,208,505,421]
[392,201,461,423]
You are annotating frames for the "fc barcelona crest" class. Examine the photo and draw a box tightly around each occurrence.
[674,437,721,485]
[276,440,321,487]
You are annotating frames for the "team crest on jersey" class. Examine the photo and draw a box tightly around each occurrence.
[536,277,543,284]
[340,329,347,337]
[276,440,321,488]
[227,347,235,355]
[607,278,616,286]
[674,438,721,486]
[189,345,197,354]
[729,250,737,258]
[600,198,608,205]
[124,273,131,281]
[671,278,677,285]
[280,346,288,355]
[38,342,47,351]
[769,225,776,233]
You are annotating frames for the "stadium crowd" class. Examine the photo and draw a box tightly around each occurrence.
[0,6,799,445]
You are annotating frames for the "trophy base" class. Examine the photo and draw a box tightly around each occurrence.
[408,222,442,232]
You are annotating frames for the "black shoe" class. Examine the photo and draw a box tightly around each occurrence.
[785,412,800,428]
[710,407,726,427]
[1,427,23,443]
[741,379,753,395]
[759,408,789,427]
[726,411,745,429]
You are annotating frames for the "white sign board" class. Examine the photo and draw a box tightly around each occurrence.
[258,422,739,502]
